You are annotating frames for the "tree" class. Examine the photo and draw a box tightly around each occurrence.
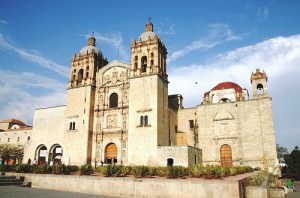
[0,144,24,164]
[284,146,300,180]
[276,144,289,162]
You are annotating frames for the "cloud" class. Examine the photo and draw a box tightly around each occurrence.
[168,34,300,150]
[168,24,241,63]
[83,32,129,62]
[0,69,66,125]
[258,7,269,20]
[0,19,8,25]
[0,33,69,78]
[156,23,176,35]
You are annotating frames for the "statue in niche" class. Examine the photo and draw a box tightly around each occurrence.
[123,91,128,102]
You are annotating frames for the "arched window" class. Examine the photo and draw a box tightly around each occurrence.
[27,136,30,141]
[140,116,144,126]
[144,115,148,126]
[78,69,84,83]
[86,72,89,78]
[220,144,233,167]
[109,93,118,108]
[72,122,75,130]
[257,84,264,95]
[141,56,147,73]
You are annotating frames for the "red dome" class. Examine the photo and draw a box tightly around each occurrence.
[204,82,242,97]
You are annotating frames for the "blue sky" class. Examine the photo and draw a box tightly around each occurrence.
[0,0,300,151]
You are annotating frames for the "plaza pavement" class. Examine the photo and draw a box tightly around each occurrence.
[0,186,120,198]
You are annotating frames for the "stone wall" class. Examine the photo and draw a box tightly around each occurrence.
[6,172,250,198]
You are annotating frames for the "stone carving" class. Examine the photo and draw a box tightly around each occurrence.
[107,114,117,128]
[112,71,118,85]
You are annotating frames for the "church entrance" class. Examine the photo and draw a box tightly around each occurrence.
[48,144,63,165]
[35,145,47,165]
[105,143,117,164]
[220,144,233,167]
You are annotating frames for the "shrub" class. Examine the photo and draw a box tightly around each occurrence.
[155,167,167,177]
[33,164,51,174]
[247,171,268,186]
[16,164,33,173]
[100,165,113,177]
[80,164,93,175]
[62,165,78,175]
[0,164,17,172]
[167,166,189,178]
[132,166,149,178]
[214,166,226,178]
[190,164,204,178]
[229,167,238,176]
[120,166,132,176]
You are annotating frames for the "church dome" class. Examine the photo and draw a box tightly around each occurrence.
[138,20,159,42]
[139,31,158,42]
[79,45,101,55]
[78,35,101,56]
[211,82,243,93]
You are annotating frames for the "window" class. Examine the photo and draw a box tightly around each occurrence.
[189,120,194,128]
[78,69,83,83]
[69,122,72,130]
[27,136,30,141]
[144,115,148,126]
[257,84,264,95]
[8,138,10,142]
[109,93,118,108]
[140,115,149,127]
[72,122,76,130]
[140,116,144,126]
[17,137,20,142]
[167,158,174,166]
[141,56,147,73]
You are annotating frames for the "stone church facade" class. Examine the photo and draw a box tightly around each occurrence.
[0,21,278,172]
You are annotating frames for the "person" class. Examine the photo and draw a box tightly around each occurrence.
[287,179,296,192]
[27,158,31,165]
[278,179,288,195]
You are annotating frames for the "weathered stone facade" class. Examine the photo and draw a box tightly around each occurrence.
[0,21,278,172]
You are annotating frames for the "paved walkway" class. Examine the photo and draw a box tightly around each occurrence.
[0,186,119,198]
[287,181,300,198]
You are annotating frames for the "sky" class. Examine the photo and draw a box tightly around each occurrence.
[0,0,299,151]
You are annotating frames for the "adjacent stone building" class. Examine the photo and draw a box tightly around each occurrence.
[0,21,278,172]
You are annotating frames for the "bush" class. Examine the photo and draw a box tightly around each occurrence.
[0,164,17,172]
[214,166,226,178]
[155,167,168,177]
[167,166,189,178]
[33,164,52,174]
[190,164,204,178]
[247,171,268,186]
[132,166,149,178]
[120,166,131,176]
[80,164,93,175]
[16,164,33,173]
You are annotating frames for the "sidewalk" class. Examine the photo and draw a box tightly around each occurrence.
[0,186,119,198]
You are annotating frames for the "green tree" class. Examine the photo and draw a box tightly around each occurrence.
[284,146,300,180]
[0,144,24,164]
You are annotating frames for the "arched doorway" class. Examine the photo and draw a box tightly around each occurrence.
[49,144,63,165]
[220,144,233,167]
[35,145,47,165]
[167,158,174,166]
[105,143,117,164]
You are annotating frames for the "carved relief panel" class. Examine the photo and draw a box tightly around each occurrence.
[107,114,118,128]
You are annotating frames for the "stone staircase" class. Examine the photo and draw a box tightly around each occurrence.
[0,173,24,186]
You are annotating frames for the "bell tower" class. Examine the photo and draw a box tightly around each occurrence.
[251,68,269,98]
[64,35,108,165]
[127,20,169,165]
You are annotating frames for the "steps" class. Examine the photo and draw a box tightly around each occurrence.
[0,174,24,186]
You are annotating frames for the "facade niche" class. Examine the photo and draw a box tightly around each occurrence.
[109,93,118,108]
[141,56,147,73]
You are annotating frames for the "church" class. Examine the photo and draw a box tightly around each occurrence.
[0,21,279,172]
